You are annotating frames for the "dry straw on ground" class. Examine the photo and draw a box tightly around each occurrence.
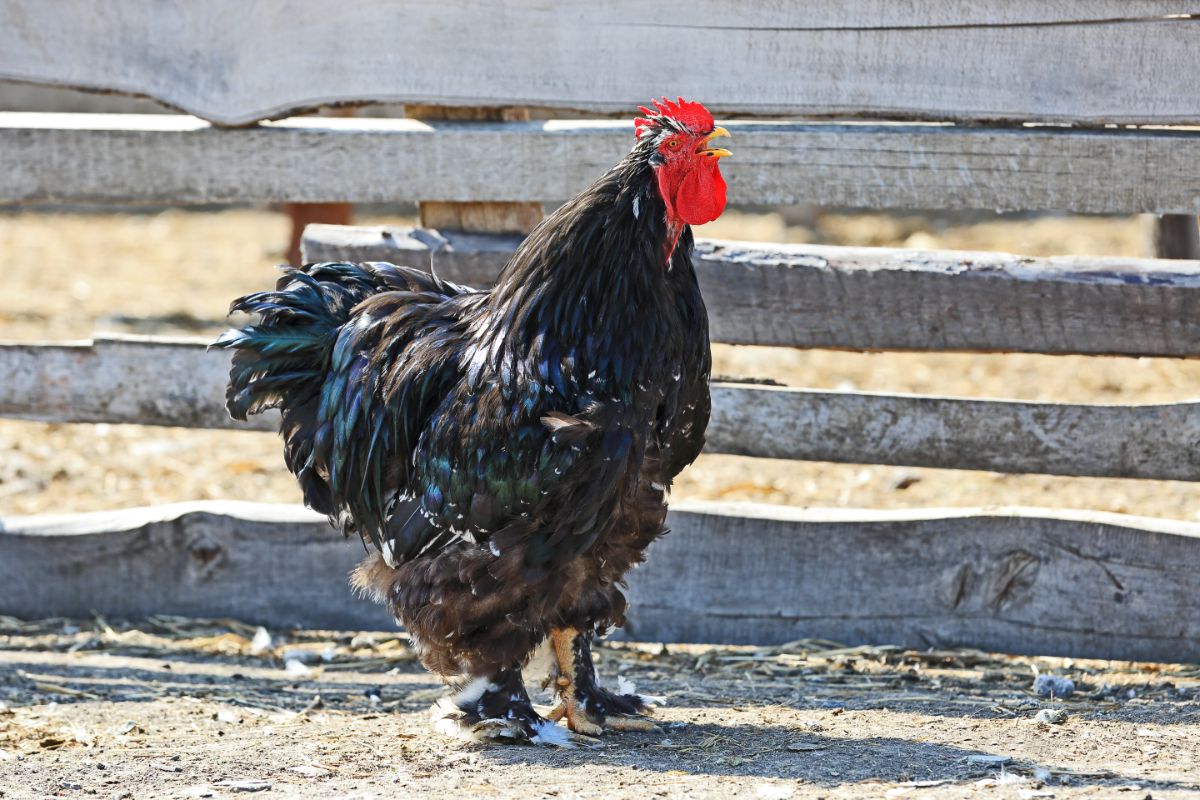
[1,615,1197,798]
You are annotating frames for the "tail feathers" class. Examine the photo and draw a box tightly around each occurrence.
[213,263,396,514]
[217,329,329,421]
[214,260,472,544]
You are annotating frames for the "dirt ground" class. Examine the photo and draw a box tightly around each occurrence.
[5,208,1200,520]
[1,616,1197,800]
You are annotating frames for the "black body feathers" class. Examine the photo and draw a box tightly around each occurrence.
[215,139,711,676]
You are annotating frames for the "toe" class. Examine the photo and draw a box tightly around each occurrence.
[604,714,659,732]
[471,718,527,741]
[569,715,604,737]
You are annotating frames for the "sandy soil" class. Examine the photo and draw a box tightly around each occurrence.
[3,208,1200,520]
[1,616,1197,800]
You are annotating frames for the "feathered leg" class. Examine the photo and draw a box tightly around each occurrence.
[354,550,598,746]
[431,666,595,746]
[546,627,659,734]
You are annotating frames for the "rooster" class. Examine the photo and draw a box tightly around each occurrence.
[215,98,731,745]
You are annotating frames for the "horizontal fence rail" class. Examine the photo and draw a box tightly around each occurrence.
[1,500,1198,662]
[8,114,1200,214]
[4,335,1200,481]
[2,2,1199,126]
[306,227,1200,356]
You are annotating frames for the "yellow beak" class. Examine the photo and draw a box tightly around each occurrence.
[699,126,732,158]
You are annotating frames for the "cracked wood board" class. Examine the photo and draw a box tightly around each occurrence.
[4,336,1200,480]
[2,2,1200,125]
[1,500,1198,661]
[8,115,1200,214]
[304,226,1200,356]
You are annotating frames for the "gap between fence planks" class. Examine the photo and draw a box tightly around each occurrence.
[9,114,1200,214]
[405,105,544,234]
[3,2,1200,126]
[4,335,1200,481]
[304,225,1200,357]
[1,500,1197,662]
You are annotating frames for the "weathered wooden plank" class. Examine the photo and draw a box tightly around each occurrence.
[707,385,1200,482]
[10,113,1200,214]
[306,226,1200,356]
[0,502,391,631]
[0,336,276,433]
[5,337,1200,481]
[623,503,1200,662]
[3,2,1200,126]
[2,501,1198,662]
[406,105,545,234]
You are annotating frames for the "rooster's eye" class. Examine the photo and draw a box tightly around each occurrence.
[665,139,681,150]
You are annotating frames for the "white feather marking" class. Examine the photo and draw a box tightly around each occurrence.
[632,195,641,219]
[530,719,572,746]
[451,676,496,707]
[617,675,666,706]
[381,539,398,568]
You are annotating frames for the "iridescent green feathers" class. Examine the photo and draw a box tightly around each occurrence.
[214,262,474,549]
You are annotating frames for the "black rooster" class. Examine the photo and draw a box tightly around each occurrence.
[215,98,731,744]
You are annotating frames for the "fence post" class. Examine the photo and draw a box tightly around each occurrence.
[1153,214,1200,259]
[404,105,544,234]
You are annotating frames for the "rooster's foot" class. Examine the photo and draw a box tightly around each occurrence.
[548,627,663,735]
[431,670,598,747]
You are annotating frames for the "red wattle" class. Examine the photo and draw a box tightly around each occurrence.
[673,164,727,226]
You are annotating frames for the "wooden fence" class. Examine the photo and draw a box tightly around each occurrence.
[2,1,1200,662]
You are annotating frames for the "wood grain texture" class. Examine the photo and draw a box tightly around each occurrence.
[305,226,1200,356]
[0,502,392,630]
[406,105,545,234]
[3,2,1200,126]
[4,337,1200,481]
[10,114,1200,213]
[623,502,1200,662]
[0,336,277,433]
[708,385,1200,481]
[3,501,1198,662]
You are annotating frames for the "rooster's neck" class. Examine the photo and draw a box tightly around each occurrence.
[474,152,694,385]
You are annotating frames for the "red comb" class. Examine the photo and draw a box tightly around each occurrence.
[634,97,714,138]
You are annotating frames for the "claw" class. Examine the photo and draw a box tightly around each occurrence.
[545,698,658,733]
[470,718,526,740]
[547,627,660,736]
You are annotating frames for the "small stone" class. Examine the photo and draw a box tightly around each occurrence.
[1033,675,1075,699]
[249,627,272,655]
[1035,708,1069,726]
[966,754,1011,765]
[213,780,271,793]
[284,658,311,677]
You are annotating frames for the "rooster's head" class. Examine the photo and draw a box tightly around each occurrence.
[634,97,730,226]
